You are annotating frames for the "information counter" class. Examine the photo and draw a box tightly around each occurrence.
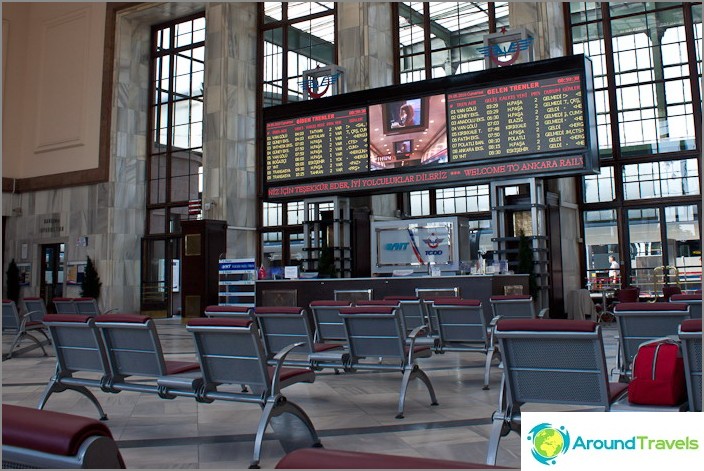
[255,274,529,311]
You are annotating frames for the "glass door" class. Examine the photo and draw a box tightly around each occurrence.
[40,243,65,312]
[141,237,181,317]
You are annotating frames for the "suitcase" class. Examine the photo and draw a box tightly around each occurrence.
[628,338,686,406]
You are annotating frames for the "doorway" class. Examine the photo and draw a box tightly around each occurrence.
[40,243,65,312]
[140,237,181,317]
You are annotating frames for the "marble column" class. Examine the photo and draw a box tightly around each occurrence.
[203,2,258,258]
[509,3,581,299]
[338,2,397,218]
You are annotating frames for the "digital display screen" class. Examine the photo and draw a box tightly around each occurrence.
[263,55,597,199]
[447,75,585,161]
[266,108,369,181]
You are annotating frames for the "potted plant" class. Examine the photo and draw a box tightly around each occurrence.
[6,258,21,304]
[81,256,102,299]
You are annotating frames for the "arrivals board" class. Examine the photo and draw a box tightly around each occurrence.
[262,55,598,199]
[266,108,369,181]
[447,75,585,162]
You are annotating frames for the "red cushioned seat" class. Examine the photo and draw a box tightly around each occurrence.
[497,319,597,332]
[608,382,629,402]
[51,297,73,302]
[43,314,93,323]
[312,342,344,352]
[275,448,509,469]
[2,404,114,457]
[383,296,419,301]
[267,366,314,383]
[254,306,304,315]
[95,314,151,323]
[614,302,688,312]
[431,298,481,306]
[309,300,351,306]
[205,305,251,313]
[490,295,531,301]
[188,318,253,328]
[355,300,400,306]
[164,360,201,375]
[680,319,702,332]
[339,306,395,315]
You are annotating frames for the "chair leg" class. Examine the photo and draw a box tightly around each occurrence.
[269,399,322,453]
[8,332,47,358]
[486,412,511,466]
[37,379,108,421]
[482,347,498,390]
[396,364,438,419]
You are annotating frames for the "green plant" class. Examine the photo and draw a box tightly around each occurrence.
[6,258,21,304]
[517,231,537,297]
[81,256,102,299]
[317,246,336,278]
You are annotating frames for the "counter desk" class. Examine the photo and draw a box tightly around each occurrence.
[255,274,529,311]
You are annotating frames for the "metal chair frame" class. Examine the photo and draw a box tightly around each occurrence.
[2,299,50,359]
[678,320,702,412]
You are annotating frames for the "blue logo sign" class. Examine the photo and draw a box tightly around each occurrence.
[385,242,409,251]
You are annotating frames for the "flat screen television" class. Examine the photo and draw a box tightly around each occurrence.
[394,139,413,159]
[382,97,429,134]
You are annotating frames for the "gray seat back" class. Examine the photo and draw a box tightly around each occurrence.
[53,298,78,314]
[489,295,535,320]
[254,307,315,357]
[95,314,168,377]
[2,300,20,331]
[613,302,690,376]
[43,314,111,375]
[384,297,426,334]
[678,319,702,412]
[495,319,611,409]
[187,318,271,391]
[75,298,101,316]
[431,299,488,346]
[23,297,48,317]
[339,306,405,361]
[670,295,702,319]
[309,301,350,342]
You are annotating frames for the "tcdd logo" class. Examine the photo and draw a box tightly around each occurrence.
[385,242,409,251]
[422,233,444,255]
[526,423,571,465]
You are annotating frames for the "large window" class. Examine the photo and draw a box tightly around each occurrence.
[148,14,206,235]
[570,2,701,291]
[397,2,509,83]
[260,2,336,107]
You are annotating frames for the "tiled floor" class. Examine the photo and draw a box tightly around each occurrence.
[2,318,620,469]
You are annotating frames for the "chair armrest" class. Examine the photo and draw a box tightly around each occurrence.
[537,308,549,319]
[406,325,426,363]
[103,308,118,314]
[23,310,45,323]
[271,342,306,394]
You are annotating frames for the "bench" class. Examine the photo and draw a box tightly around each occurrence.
[2,404,125,468]
[2,299,50,359]
[486,318,627,465]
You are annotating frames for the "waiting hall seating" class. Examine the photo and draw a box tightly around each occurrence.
[338,305,438,419]
[186,318,321,468]
[488,295,543,321]
[2,299,50,359]
[2,404,125,469]
[75,297,116,316]
[612,302,690,381]
[204,304,253,318]
[415,288,460,335]
[23,297,49,317]
[679,319,702,412]
[275,447,509,469]
[383,296,428,334]
[671,294,702,319]
[662,285,682,302]
[53,297,79,314]
[253,306,349,370]
[94,314,202,396]
[308,300,351,343]
[39,315,112,419]
[429,298,497,389]
[486,319,627,465]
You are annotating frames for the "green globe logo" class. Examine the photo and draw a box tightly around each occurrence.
[527,423,571,465]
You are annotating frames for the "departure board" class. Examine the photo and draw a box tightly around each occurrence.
[447,74,585,162]
[266,108,369,182]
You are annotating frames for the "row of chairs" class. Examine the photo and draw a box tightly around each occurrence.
[2,299,51,359]
[38,314,321,468]
[486,316,702,465]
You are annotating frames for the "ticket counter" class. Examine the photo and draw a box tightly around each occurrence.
[255,274,529,310]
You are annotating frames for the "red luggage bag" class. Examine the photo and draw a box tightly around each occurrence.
[628,338,687,406]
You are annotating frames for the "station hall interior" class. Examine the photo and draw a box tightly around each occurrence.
[2,1,703,469]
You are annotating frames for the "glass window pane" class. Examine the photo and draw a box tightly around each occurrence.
[409,190,430,216]
[583,209,619,288]
[262,231,283,274]
[627,208,663,295]
[263,202,282,226]
[665,205,700,291]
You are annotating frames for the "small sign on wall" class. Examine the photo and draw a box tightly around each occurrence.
[66,262,87,285]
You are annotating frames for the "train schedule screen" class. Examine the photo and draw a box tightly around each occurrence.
[266,108,369,182]
[447,75,586,162]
